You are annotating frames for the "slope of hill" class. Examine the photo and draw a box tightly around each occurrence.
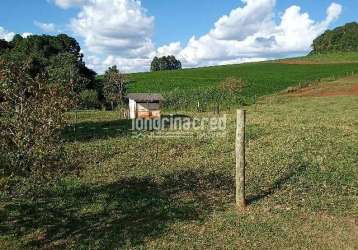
[129,61,358,110]
[311,22,358,54]
[277,52,358,64]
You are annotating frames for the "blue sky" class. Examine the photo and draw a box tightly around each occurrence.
[0,0,357,72]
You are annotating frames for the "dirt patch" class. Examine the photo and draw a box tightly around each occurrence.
[290,85,358,97]
[286,76,358,97]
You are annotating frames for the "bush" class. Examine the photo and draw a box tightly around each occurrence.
[0,60,77,178]
[220,77,246,94]
[79,89,100,109]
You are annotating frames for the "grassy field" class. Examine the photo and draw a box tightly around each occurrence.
[277,52,358,64]
[129,60,358,110]
[1,75,357,249]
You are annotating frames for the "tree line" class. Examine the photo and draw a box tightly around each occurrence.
[150,55,182,72]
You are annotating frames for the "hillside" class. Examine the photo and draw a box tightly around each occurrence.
[129,59,358,110]
[2,75,357,248]
[311,22,358,54]
[277,52,358,64]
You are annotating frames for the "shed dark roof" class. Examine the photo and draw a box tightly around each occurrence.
[126,93,164,102]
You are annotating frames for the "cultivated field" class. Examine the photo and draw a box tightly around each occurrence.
[129,60,358,110]
[1,74,357,249]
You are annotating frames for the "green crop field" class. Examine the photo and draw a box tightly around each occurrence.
[129,61,358,110]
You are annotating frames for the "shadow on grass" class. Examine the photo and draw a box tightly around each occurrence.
[0,170,233,249]
[0,163,309,248]
[62,119,133,142]
[247,164,307,205]
[161,114,192,119]
[62,115,193,142]
[246,124,267,141]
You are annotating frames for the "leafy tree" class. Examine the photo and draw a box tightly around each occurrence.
[311,22,358,54]
[8,34,81,62]
[0,39,11,55]
[0,34,96,91]
[150,56,160,72]
[103,65,128,109]
[47,53,91,95]
[9,34,24,47]
[0,60,76,177]
[150,55,182,72]
[158,57,169,71]
[167,55,182,70]
[56,34,82,57]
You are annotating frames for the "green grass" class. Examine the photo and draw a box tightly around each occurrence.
[2,55,358,248]
[129,61,358,110]
[279,52,358,63]
[1,79,357,248]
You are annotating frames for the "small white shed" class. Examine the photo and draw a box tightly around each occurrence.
[126,93,164,119]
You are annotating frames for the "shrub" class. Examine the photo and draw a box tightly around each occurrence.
[0,60,76,178]
[79,89,100,109]
[220,77,246,94]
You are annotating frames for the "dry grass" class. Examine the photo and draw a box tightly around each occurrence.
[285,75,358,97]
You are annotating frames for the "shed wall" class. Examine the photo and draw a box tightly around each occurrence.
[128,99,161,119]
[129,99,136,119]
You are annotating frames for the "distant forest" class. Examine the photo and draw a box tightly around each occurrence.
[311,22,358,54]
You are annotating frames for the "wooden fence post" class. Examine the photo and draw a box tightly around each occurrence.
[236,109,246,208]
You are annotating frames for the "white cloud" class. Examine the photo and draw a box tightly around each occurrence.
[84,54,150,73]
[34,21,57,33]
[70,0,155,72]
[217,57,270,66]
[156,42,182,57]
[51,0,86,9]
[103,55,151,72]
[326,3,343,24]
[273,3,341,53]
[159,0,342,68]
[0,26,32,41]
[56,0,342,72]
[22,32,33,38]
[210,0,275,40]
[0,26,15,41]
